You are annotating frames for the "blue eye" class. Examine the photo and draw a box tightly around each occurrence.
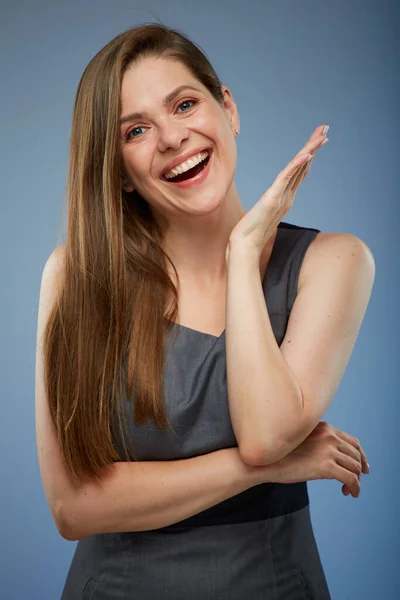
[126,126,145,140]
[176,99,197,112]
[125,98,198,140]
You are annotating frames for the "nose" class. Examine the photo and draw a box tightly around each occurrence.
[157,123,190,153]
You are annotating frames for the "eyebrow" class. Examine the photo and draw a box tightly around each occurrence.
[120,84,202,126]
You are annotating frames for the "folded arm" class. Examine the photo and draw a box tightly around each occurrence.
[225,232,375,466]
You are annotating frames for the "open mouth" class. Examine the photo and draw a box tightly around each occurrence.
[161,150,212,183]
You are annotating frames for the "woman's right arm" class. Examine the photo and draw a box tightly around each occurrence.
[64,448,271,540]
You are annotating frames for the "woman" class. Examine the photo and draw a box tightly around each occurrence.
[35,23,375,599]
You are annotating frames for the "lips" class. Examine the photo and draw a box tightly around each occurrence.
[160,149,213,188]
[160,147,212,180]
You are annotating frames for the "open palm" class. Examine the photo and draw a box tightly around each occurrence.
[226,124,329,265]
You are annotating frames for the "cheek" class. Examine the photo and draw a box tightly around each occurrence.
[121,149,146,182]
[214,117,237,161]
[193,107,224,137]
[211,115,235,157]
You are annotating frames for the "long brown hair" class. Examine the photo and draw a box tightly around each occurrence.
[43,23,226,486]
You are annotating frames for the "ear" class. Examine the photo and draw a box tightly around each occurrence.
[121,179,135,193]
[221,86,240,136]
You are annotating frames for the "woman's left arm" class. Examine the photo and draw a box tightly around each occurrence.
[226,232,375,467]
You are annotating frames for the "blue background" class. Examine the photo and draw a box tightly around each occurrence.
[1,0,398,598]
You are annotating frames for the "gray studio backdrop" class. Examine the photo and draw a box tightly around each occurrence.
[1,1,398,598]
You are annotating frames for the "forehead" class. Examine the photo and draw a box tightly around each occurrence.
[120,57,205,114]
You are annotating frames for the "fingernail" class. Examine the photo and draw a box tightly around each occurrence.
[322,125,329,136]
[367,462,370,472]
[321,137,329,146]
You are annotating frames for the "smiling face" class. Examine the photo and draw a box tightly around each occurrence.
[119,56,240,223]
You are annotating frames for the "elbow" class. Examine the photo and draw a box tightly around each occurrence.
[239,396,308,467]
[55,498,84,541]
[239,438,289,467]
[58,523,77,542]
[58,521,79,542]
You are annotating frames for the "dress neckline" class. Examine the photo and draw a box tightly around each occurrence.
[165,226,281,340]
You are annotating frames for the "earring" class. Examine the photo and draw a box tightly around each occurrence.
[235,129,240,136]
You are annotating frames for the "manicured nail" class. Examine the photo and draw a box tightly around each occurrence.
[322,125,329,135]
[321,137,329,146]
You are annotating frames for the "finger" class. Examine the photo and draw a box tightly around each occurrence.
[296,125,329,157]
[270,125,329,198]
[339,432,369,475]
[294,134,327,161]
[342,484,357,497]
[309,125,324,139]
[337,450,362,490]
[298,125,326,150]
[335,452,362,479]
[271,130,329,200]
[342,484,351,496]
[359,445,370,474]
[276,137,327,198]
[271,153,312,199]
[333,464,361,498]
[337,440,362,465]
[310,124,328,142]
[288,154,314,193]
[289,144,317,191]
[335,429,369,474]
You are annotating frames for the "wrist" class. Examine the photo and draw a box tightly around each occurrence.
[226,242,263,280]
[227,241,260,268]
[228,237,261,259]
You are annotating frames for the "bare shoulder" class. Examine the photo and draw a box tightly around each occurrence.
[298,231,375,291]
[43,243,66,276]
[38,244,67,317]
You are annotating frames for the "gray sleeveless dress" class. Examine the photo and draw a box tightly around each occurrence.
[61,221,331,600]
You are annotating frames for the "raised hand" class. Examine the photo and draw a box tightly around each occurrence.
[225,124,329,265]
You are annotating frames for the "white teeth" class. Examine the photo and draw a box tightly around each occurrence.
[164,151,209,179]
